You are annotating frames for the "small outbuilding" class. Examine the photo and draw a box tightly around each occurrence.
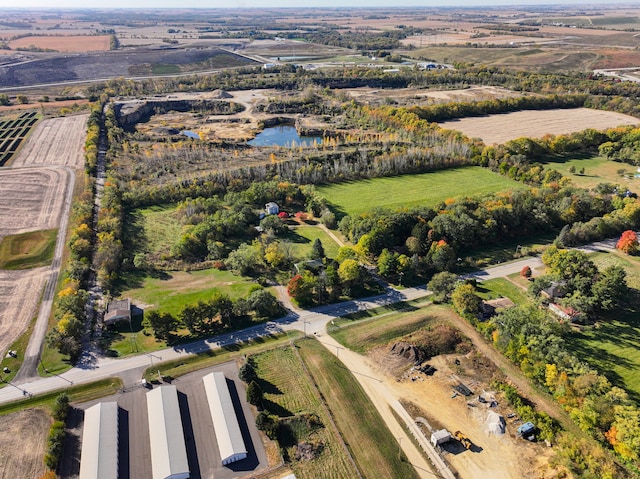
[430,429,452,447]
[79,402,119,479]
[265,202,279,215]
[517,421,536,440]
[104,298,131,327]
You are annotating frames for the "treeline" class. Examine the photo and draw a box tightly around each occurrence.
[142,288,283,341]
[409,94,587,123]
[295,27,420,51]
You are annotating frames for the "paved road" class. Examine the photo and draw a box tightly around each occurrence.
[0,254,551,405]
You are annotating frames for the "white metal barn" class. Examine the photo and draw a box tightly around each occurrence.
[146,385,190,479]
[203,372,248,465]
[79,402,119,479]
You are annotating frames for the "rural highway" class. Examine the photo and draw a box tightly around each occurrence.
[0,255,547,405]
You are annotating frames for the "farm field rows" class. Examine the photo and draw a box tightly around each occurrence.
[8,35,111,52]
[317,166,525,217]
[439,108,638,145]
[10,114,88,168]
[253,346,359,479]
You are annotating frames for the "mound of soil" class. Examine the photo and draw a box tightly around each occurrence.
[390,341,425,364]
[213,89,233,99]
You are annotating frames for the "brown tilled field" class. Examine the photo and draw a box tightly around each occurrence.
[11,114,88,169]
[0,408,51,479]
[9,35,111,52]
[439,108,639,144]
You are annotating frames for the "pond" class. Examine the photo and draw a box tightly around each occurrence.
[249,125,322,147]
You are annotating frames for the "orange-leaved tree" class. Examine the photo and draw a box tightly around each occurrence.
[616,230,639,255]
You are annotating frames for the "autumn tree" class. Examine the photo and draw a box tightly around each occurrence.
[616,230,639,255]
[451,283,482,317]
[520,265,532,278]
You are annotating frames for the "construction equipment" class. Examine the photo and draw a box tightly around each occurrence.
[454,430,473,450]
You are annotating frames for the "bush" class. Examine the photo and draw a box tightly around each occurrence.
[52,393,70,422]
[238,360,257,383]
[256,411,279,439]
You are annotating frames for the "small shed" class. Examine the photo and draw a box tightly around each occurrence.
[104,298,131,327]
[265,202,279,215]
[517,421,536,440]
[430,429,452,447]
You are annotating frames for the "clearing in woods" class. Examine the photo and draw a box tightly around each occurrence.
[439,108,638,145]
[317,166,525,217]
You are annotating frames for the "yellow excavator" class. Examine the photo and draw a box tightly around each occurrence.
[454,430,473,450]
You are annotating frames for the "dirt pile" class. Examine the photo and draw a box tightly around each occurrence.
[294,442,323,461]
[390,341,424,364]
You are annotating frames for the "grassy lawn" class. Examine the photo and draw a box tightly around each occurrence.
[476,277,530,305]
[284,225,341,259]
[0,229,57,269]
[565,249,640,401]
[298,339,419,479]
[460,232,556,268]
[107,268,260,356]
[120,268,257,317]
[541,155,637,191]
[136,205,182,257]
[317,166,525,217]
[253,345,358,479]
[330,303,454,354]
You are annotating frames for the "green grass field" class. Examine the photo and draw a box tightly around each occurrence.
[254,345,359,479]
[317,167,525,216]
[541,155,637,191]
[476,277,530,305]
[120,268,256,317]
[0,229,57,269]
[137,205,182,258]
[109,268,260,355]
[298,339,419,479]
[284,225,341,259]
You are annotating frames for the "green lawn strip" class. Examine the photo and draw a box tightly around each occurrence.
[254,345,358,479]
[328,304,451,354]
[541,155,636,191]
[297,339,419,479]
[143,331,300,381]
[475,277,530,305]
[333,297,432,326]
[0,229,57,269]
[0,378,123,416]
[317,167,525,217]
[137,204,182,257]
[285,225,341,260]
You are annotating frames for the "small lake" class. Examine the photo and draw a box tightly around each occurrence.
[249,125,322,147]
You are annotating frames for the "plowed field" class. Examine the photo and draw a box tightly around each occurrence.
[439,108,638,145]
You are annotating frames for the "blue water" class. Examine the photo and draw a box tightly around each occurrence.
[249,125,322,147]
[181,130,199,139]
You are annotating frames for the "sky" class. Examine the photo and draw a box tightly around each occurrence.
[2,0,638,8]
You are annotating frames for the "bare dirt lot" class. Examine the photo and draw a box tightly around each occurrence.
[0,407,51,479]
[9,35,111,52]
[439,108,639,144]
[11,114,88,168]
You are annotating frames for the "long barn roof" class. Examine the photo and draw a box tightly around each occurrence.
[146,385,190,479]
[203,372,248,465]
[79,402,119,479]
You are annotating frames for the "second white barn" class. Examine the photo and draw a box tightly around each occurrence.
[203,372,248,465]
